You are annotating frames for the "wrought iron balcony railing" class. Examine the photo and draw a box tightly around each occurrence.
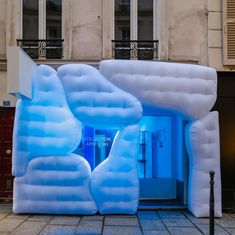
[112,40,159,60]
[17,39,64,60]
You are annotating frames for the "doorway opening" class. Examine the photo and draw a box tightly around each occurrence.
[75,107,189,209]
[137,112,188,209]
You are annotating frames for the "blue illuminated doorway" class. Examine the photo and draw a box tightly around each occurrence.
[76,113,188,205]
[138,116,176,199]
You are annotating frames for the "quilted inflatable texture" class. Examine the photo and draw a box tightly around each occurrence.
[12,65,81,177]
[14,154,97,214]
[58,64,142,128]
[90,125,139,214]
[185,111,222,217]
[99,60,217,120]
[13,65,97,214]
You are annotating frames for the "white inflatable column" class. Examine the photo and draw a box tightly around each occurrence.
[90,125,139,214]
[185,111,222,217]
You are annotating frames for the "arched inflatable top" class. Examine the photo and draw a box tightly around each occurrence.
[99,60,217,120]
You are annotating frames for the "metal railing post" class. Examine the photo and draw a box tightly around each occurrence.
[209,171,215,235]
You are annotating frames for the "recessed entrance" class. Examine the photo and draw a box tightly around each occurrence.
[78,108,189,208]
[138,116,174,200]
[137,112,189,208]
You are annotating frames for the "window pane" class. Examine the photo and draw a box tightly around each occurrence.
[115,0,130,40]
[23,0,39,39]
[138,0,153,40]
[46,0,62,39]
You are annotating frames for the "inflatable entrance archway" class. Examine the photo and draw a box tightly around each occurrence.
[12,60,221,217]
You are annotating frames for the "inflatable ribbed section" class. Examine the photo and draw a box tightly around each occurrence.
[90,125,139,214]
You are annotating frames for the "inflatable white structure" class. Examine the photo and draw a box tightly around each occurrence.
[12,60,221,217]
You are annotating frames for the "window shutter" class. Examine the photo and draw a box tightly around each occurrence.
[223,0,235,65]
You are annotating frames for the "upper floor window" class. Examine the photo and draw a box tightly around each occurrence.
[119,0,130,11]
[46,0,62,39]
[223,0,235,65]
[113,0,158,60]
[115,0,130,41]
[138,0,153,41]
[18,0,63,59]
[23,0,39,39]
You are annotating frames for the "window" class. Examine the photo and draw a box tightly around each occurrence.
[122,29,130,40]
[223,0,235,65]
[113,0,158,60]
[23,0,39,39]
[46,0,62,39]
[18,0,63,59]
[138,0,153,41]
[119,0,130,11]
[115,0,130,41]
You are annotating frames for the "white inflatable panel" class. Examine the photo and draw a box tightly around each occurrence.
[58,64,142,128]
[14,154,97,214]
[186,111,222,217]
[90,125,139,214]
[12,65,81,177]
[99,60,217,120]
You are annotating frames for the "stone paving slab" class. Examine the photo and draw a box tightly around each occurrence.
[49,215,80,225]
[139,219,166,230]
[104,217,139,226]
[167,226,203,235]
[0,218,26,233]
[221,213,234,219]
[27,215,53,222]
[103,225,142,235]
[216,218,235,228]
[183,211,209,225]
[0,213,8,220]
[137,211,159,220]
[224,227,235,234]
[143,230,170,235]
[76,220,103,234]
[6,213,30,220]
[162,218,194,227]
[196,224,230,235]
[9,221,47,235]
[82,215,104,221]
[40,225,76,235]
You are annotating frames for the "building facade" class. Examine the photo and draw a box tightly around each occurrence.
[0,0,234,210]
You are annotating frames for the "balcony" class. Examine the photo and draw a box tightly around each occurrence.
[17,39,64,60]
[112,40,159,60]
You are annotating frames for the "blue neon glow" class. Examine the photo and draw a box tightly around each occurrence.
[138,116,172,179]
[13,64,142,214]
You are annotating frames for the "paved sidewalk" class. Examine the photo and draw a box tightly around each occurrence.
[0,204,235,235]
